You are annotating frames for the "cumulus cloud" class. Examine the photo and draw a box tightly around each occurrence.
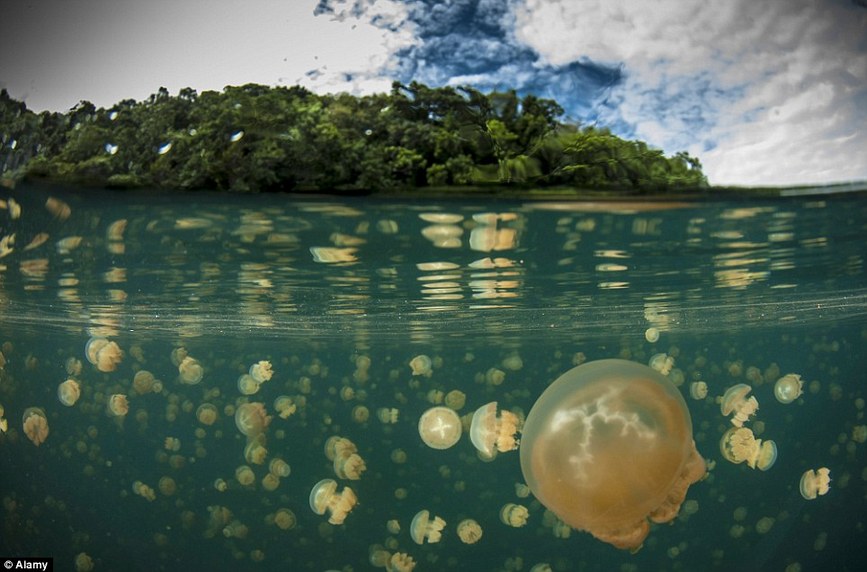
[512,0,867,185]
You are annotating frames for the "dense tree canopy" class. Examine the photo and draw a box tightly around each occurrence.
[0,83,707,193]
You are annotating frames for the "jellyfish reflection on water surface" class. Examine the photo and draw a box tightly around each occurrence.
[519,359,706,550]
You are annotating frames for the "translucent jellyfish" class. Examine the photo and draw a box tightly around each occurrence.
[352,405,370,423]
[377,407,399,424]
[274,396,297,419]
[222,520,248,538]
[719,427,778,470]
[0,404,7,434]
[386,553,416,572]
[519,359,706,550]
[178,356,204,384]
[308,479,357,524]
[235,465,255,486]
[132,480,156,501]
[85,337,123,372]
[244,438,268,465]
[774,373,804,404]
[720,384,759,427]
[237,374,260,395]
[132,370,156,395]
[234,402,272,438]
[262,473,280,491]
[800,468,831,500]
[456,518,483,544]
[689,381,708,400]
[158,476,177,496]
[74,552,94,572]
[418,406,462,450]
[272,508,296,530]
[469,402,521,458]
[196,403,218,425]
[325,436,367,480]
[213,478,228,492]
[500,503,530,527]
[22,407,49,446]
[107,394,129,417]
[648,352,674,375]
[269,458,291,478]
[57,379,81,406]
[410,510,446,544]
[249,360,273,383]
[409,355,432,377]
[645,327,660,343]
[444,390,466,410]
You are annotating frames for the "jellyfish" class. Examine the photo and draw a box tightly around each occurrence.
[519,359,706,550]
[377,407,399,424]
[719,427,777,470]
[85,337,124,372]
[308,478,357,525]
[410,510,446,544]
[132,481,156,501]
[648,352,674,375]
[74,553,94,572]
[57,379,81,406]
[214,478,228,492]
[262,473,280,491]
[800,468,831,500]
[244,438,268,465]
[158,476,177,496]
[689,381,708,400]
[325,436,367,480]
[774,373,804,404]
[418,406,462,450]
[0,404,7,434]
[444,390,466,411]
[456,518,483,544]
[22,407,49,446]
[500,503,530,527]
[274,396,297,419]
[107,394,129,417]
[469,402,521,458]
[249,360,273,383]
[720,384,759,427]
[237,374,260,395]
[132,370,156,395]
[269,458,291,478]
[196,403,218,425]
[272,508,296,530]
[222,520,249,539]
[234,402,272,438]
[409,355,432,376]
[235,465,255,486]
[386,553,416,572]
[178,356,204,384]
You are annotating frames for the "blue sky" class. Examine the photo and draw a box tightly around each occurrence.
[1,0,865,186]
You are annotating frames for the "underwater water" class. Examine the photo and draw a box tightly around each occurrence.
[1,183,866,571]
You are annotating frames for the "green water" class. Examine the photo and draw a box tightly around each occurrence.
[1,183,865,571]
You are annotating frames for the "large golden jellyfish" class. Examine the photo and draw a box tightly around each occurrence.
[519,359,706,551]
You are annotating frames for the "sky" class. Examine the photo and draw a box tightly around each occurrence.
[1,0,865,186]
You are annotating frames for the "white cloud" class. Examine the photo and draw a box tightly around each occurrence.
[513,0,867,185]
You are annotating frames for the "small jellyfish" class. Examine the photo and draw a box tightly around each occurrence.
[85,337,124,372]
[269,458,291,478]
[410,510,446,544]
[444,390,466,411]
[237,374,260,395]
[774,373,804,404]
[234,402,272,438]
[178,356,204,384]
[645,327,660,343]
[57,379,81,406]
[196,403,218,425]
[800,468,831,500]
[235,465,255,486]
[272,508,296,530]
[107,394,129,417]
[500,503,530,527]
[222,520,248,539]
[469,401,521,458]
[262,473,280,491]
[132,370,156,395]
[409,355,432,377]
[309,478,357,525]
[244,438,268,465]
[74,553,94,572]
[689,381,708,400]
[158,476,177,496]
[456,518,483,544]
[249,360,274,383]
[649,352,674,375]
[719,427,777,470]
[720,384,758,427]
[418,406,462,450]
[325,436,367,480]
[214,478,228,492]
[22,407,49,446]
[377,407,399,424]
[274,396,297,419]
[386,553,416,572]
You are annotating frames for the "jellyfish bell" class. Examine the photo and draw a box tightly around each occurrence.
[58,379,81,406]
[418,406,462,450]
[720,384,758,427]
[469,401,521,458]
[309,478,357,525]
[22,407,49,446]
[234,402,271,438]
[178,356,204,384]
[456,518,483,544]
[800,467,831,500]
[774,373,804,404]
[519,359,705,551]
[107,394,129,417]
[410,510,446,544]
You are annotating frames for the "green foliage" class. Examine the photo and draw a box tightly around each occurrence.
[1,83,708,193]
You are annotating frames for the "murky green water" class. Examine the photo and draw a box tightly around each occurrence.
[1,183,865,571]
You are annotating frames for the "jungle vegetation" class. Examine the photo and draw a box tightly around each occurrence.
[0,82,708,193]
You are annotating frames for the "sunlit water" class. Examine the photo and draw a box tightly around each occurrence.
[1,183,866,571]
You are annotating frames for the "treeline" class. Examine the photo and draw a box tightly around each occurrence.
[0,82,707,193]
